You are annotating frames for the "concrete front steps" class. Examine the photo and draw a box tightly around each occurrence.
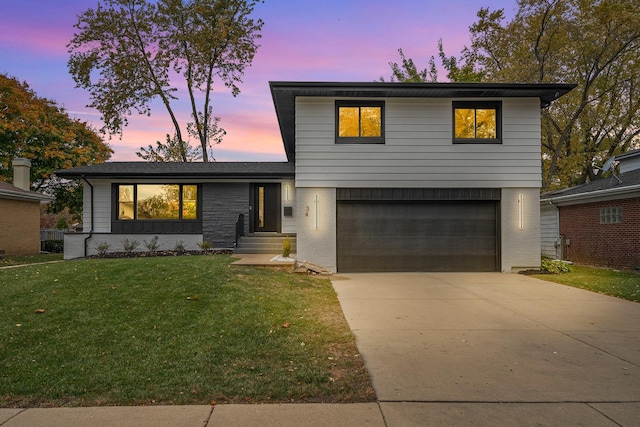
[234,233,296,254]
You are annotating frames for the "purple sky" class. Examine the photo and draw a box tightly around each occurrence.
[0,0,516,161]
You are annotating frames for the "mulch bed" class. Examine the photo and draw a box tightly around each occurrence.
[88,249,233,259]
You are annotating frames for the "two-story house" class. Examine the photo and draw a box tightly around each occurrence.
[57,81,574,272]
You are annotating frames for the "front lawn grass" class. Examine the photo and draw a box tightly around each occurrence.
[532,265,640,302]
[0,255,375,407]
[0,253,63,267]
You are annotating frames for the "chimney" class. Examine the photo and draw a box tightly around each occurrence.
[12,158,32,191]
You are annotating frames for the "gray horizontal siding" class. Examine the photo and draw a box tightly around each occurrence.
[295,97,541,188]
[540,202,560,258]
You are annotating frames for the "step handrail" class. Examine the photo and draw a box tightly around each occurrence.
[234,213,245,247]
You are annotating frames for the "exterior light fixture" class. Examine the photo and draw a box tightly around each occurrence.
[518,193,524,229]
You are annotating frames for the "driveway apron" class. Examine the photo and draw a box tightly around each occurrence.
[332,273,640,425]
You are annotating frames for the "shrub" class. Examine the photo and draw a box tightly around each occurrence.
[43,240,64,253]
[541,258,572,274]
[174,240,186,253]
[122,238,140,254]
[55,217,69,230]
[197,240,212,251]
[143,236,160,252]
[282,236,291,258]
[95,241,110,257]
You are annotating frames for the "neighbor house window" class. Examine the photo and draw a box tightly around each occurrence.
[116,184,199,220]
[600,206,622,224]
[453,101,501,143]
[336,101,384,144]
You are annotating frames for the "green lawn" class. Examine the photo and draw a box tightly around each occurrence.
[0,253,63,267]
[0,255,375,407]
[532,265,640,302]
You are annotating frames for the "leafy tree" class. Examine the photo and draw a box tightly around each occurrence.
[380,48,438,82]
[385,0,640,190]
[0,73,112,217]
[137,133,203,162]
[67,0,263,162]
[380,41,482,83]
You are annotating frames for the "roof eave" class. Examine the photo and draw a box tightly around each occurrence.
[542,183,640,205]
[0,190,54,202]
[56,172,295,180]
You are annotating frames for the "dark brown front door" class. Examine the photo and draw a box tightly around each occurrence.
[250,184,281,232]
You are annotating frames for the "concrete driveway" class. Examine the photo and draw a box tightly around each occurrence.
[332,273,640,426]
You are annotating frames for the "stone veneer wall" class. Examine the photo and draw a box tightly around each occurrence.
[202,183,250,248]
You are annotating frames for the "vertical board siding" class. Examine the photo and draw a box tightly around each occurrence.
[295,97,541,188]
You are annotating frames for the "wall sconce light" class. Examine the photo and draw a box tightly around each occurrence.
[314,194,319,230]
[518,193,524,230]
[285,184,290,201]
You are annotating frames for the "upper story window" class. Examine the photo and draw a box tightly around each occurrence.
[336,101,384,144]
[453,101,501,144]
[116,184,199,221]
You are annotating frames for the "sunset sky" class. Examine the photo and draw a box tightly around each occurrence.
[1,0,516,161]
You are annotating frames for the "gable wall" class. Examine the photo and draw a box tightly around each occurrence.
[295,97,541,188]
[559,198,640,269]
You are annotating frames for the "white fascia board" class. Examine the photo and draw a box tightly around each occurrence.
[0,189,54,202]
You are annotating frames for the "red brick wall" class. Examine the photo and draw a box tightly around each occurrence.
[559,198,640,269]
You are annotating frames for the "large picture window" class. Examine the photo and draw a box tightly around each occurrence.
[453,101,501,143]
[336,101,384,144]
[116,184,199,221]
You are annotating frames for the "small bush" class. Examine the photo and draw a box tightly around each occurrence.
[95,241,110,257]
[122,238,140,254]
[282,236,291,258]
[541,258,572,274]
[55,217,69,230]
[174,240,186,253]
[197,240,212,251]
[43,240,64,253]
[144,236,160,252]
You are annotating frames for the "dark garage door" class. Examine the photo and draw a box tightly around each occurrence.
[337,201,499,272]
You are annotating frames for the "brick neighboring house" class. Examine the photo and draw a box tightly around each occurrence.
[0,158,53,255]
[541,149,640,269]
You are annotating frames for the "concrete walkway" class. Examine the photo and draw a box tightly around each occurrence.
[2,273,639,426]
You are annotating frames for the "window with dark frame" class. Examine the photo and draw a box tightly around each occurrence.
[336,101,384,144]
[453,101,502,144]
[600,206,622,224]
[116,184,199,221]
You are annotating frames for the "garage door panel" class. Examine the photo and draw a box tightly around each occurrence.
[337,201,498,272]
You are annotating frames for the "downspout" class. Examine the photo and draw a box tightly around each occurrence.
[81,176,94,257]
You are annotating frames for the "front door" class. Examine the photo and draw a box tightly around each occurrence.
[250,183,281,232]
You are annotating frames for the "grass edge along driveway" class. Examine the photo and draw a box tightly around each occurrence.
[0,255,375,407]
[531,264,640,303]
